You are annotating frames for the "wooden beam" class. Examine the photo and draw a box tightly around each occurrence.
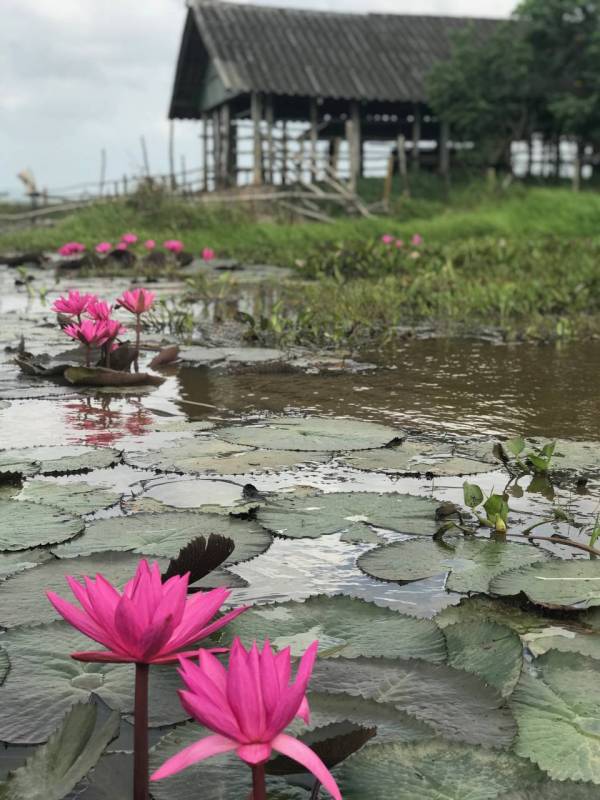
[412,105,421,171]
[397,134,410,197]
[347,100,362,193]
[329,136,342,178]
[281,120,288,186]
[265,95,275,184]
[212,109,221,189]
[251,92,263,186]
[309,99,318,180]
[202,113,209,192]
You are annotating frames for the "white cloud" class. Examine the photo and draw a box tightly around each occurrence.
[0,0,516,199]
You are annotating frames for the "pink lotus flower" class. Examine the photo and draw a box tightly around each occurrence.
[381,234,394,245]
[95,242,112,254]
[58,242,86,257]
[52,290,96,317]
[144,239,156,250]
[121,233,138,245]
[411,234,423,246]
[202,247,216,261]
[164,239,184,254]
[116,242,129,251]
[63,319,111,349]
[395,239,405,249]
[46,559,247,664]
[87,300,113,321]
[151,639,342,800]
[117,288,155,315]
[100,319,127,341]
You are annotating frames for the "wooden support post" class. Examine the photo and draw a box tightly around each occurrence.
[329,137,342,178]
[123,175,128,195]
[297,138,305,182]
[346,100,362,193]
[212,109,221,189]
[309,99,318,181]
[251,92,263,186]
[265,95,275,184]
[397,134,410,197]
[573,139,581,192]
[439,120,450,178]
[382,147,395,210]
[411,105,421,171]
[201,113,209,192]
[220,103,233,187]
[281,121,288,186]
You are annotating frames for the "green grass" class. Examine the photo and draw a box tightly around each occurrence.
[3,182,600,265]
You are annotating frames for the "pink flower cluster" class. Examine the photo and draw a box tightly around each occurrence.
[381,233,423,248]
[67,233,217,262]
[58,242,86,257]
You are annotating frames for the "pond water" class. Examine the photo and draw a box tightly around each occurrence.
[1,266,599,797]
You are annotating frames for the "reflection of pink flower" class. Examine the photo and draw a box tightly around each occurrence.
[63,319,110,348]
[87,300,112,321]
[52,290,96,317]
[116,242,129,251]
[117,288,155,315]
[411,234,423,246]
[381,234,394,245]
[395,239,404,249]
[202,247,215,261]
[164,239,184,254]
[144,240,156,250]
[95,242,112,254]
[121,233,138,245]
[58,242,86,256]
[151,639,341,800]
[47,561,247,664]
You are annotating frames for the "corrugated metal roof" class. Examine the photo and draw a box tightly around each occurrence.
[185,1,499,105]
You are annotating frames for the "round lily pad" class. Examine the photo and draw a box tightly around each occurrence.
[217,415,403,452]
[0,500,84,551]
[141,477,251,514]
[341,441,495,477]
[0,621,186,743]
[0,551,168,628]
[0,446,121,477]
[310,657,517,748]
[0,548,54,580]
[258,491,438,542]
[52,511,272,567]
[220,595,446,663]
[17,480,122,516]
[334,739,543,800]
[125,438,330,475]
[179,346,286,366]
[358,536,552,593]
[510,650,600,782]
[490,559,600,609]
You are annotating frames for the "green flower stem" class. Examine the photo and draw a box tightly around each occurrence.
[134,662,149,800]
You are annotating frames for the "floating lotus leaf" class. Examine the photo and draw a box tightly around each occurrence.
[258,492,437,541]
[0,551,168,628]
[62,752,132,799]
[0,621,186,743]
[310,657,517,748]
[0,649,8,687]
[358,536,551,593]
[0,384,74,401]
[521,626,600,660]
[179,346,286,366]
[510,650,600,782]
[444,621,523,697]
[0,548,54,580]
[0,703,119,800]
[152,419,215,433]
[521,439,600,476]
[140,477,255,515]
[435,596,554,634]
[500,780,599,799]
[333,740,542,800]
[221,595,446,663]
[0,446,121,477]
[149,723,301,800]
[217,415,403,452]
[52,512,272,568]
[17,480,122,516]
[490,559,600,609]
[0,500,84,551]
[126,438,330,475]
[341,441,495,477]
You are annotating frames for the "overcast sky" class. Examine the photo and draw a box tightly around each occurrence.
[0,0,516,199]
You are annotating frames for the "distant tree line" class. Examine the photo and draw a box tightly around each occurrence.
[427,0,600,185]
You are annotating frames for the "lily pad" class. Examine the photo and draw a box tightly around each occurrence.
[0,551,169,628]
[490,559,600,609]
[0,702,119,800]
[435,596,555,634]
[0,621,186,743]
[444,621,523,697]
[510,650,600,782]
[311,657,517,748]
[62,752,132,799]
[517,438,600,477]
[125,438,330,475]
[333,740,542,800]
[17,480,122,516]
[500,780,600,799]
[0,649,9,687]
[0,446,121,477]
[220,595,446,663]
[179,346,286,367]
[0,401,9,411]
[358,536,552,593]
[151,419,215,433]
[140,477,255,515]
[341,441,495,477]
[258,492,438,542]
[0,548,54,580]
[52,512,272,568]
[0,500,84,551]
[217,415,403,452]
